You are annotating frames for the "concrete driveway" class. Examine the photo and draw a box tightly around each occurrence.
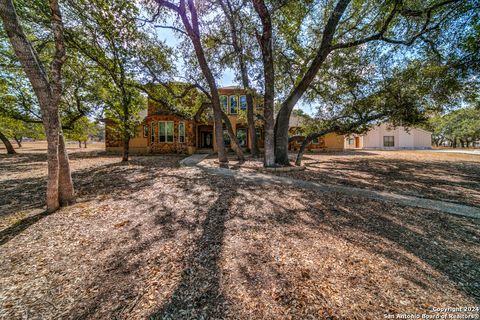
[424,149,480,155]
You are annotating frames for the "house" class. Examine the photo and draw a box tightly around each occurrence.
[105,87,265,154]
[287,115,344,151]
[344,123,432,150]
[106,87,433,154]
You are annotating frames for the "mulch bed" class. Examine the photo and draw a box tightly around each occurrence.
[1,149,479,319]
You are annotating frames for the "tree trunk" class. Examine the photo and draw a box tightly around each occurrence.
[45,134,60,211]
[295,140,309,166]
[58,132,75,206]
[0,130,16,154]
[460,139,465,148]
[246,94,259,157]
[14,135,22,148]
[273,109,291,165]
[236,44,258,157]
[273,0,351,165]
[41,107,61,212]
[221,112,244,162]
[253,0,275,167]
[177,0,227,164]
[0,0,75,212]
[84,140,87,148]
[217,0,259,158]
[121,98,130,161]
[78,140,82,148]
[295,130,330,166]
[122,135,130,162]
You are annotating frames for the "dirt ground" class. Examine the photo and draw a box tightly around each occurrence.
[286,150,480,207]
[203,150,480,207]
[1,143,479,319]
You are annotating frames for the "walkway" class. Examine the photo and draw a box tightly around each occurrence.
[179,154,480,219]
[423,149,480,155]
[179,153,210,167]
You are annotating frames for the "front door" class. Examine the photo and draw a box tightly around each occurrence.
[355,137,360,148]
[202,132,213,148]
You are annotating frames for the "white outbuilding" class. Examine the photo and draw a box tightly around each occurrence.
[344,123,432,150]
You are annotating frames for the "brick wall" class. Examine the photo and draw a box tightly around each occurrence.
[147,115,195,154]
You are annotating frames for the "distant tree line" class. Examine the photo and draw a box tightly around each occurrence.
[428,108,480,148]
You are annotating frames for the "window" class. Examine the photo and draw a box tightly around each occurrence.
[159,121,174,143]
[159,122,165,142]
[236,128,247,147]
[240,95,247,111]
[223,129,231,146]
[220,95,228,113]
[229,95,238,114]
[179,122,185,144]
[143,125,148,138]
[348,138,354,145]
[383,136,394,147]
[312,137,320,144]
[150,122,155,143]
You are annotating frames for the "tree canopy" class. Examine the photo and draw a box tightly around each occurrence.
[1,0,479,165]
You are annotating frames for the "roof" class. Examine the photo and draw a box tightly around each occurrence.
[219,86,243,90]
[381,123,433,135]
[148,108,193,120]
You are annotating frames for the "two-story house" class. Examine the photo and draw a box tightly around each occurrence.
[105,86,265,154]
[106,87,433,154]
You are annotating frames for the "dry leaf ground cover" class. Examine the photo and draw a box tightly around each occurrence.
[1,143,479,319]
[281,150,480,207]
[203,150,480,207]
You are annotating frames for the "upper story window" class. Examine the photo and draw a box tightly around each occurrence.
[150,122,155,143]
[240,95,247,111]
[383,136,394,147]
[159,121,174,143]
[179,122,185,143]
[220,95,228,113]
[229,95,238,114]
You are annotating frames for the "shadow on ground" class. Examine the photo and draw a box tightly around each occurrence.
[0,154,182,242]
[1,151,479,319]
[0,210,49,245]
[283,154,480,206]
[66,171,236,319]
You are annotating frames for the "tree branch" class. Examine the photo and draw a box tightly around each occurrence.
[152,24,188,36]
[331,0,460,50]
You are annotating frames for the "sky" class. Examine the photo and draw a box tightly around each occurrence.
[155,27,234,84]
[153,24,316,116]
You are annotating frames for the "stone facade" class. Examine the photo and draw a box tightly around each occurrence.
[146,115,196,154]
[105,87,266,154]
